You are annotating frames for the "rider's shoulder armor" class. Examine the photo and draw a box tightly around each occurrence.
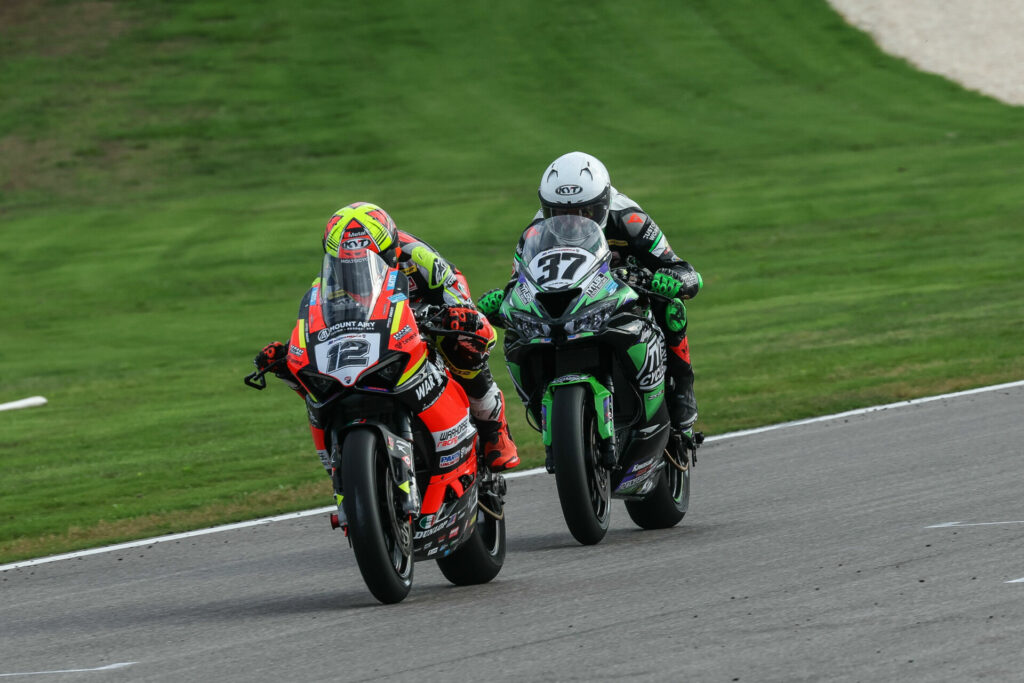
[606,188,653,241]
[395,230,470,307]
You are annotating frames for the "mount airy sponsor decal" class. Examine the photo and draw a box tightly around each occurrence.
[317,320,375,341]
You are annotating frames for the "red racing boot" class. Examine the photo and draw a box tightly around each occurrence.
[479,404,520,472]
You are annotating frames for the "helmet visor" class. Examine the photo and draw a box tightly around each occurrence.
[543,202,608,227]
[540,183,610,228]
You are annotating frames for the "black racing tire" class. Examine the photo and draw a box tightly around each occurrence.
[551,384,611,545]
[435,497,506,586]
[341,428,414,604]
[625,439,690,529]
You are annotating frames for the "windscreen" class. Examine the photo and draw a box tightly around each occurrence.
[519,215,610,289]
[319,249,389,325]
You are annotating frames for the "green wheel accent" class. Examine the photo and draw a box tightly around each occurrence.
[541,375,612,446]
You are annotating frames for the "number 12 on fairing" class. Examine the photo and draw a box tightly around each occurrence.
[326,338,371,372]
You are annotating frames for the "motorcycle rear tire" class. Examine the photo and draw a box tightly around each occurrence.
[436,501,506,585]
[551,384,611,545]
[342,428,414,604]
[625,440,689,529]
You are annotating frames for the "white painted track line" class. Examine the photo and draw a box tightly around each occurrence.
[0,509,333,572]
[2,379,1022,573]
[0,662,135,677]
[0,396,47,412]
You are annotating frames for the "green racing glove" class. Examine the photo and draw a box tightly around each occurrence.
[651,268,703,300]
[477,288,506,318]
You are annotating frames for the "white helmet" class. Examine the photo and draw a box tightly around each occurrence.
[538,151,611,229]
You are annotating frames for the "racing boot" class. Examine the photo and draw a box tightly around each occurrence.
[466,375,520,471]
[666,339,698,433]
[479,418,520,472]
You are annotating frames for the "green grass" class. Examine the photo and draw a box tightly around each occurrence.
[2,0,1023,563]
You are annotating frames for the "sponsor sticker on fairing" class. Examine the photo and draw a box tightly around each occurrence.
[583,272,605,299]
[414,368,442,402]
[432,412,473,450]
[317,320,375,342]
[438,453,459,468]
[515,282,535,306]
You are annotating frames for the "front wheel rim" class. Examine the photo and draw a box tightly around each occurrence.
[382,460,413,579]
[586,413,610,521]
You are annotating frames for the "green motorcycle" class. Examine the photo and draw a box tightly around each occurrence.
[489,215,699,545]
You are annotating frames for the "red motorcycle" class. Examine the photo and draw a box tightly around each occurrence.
[246,248,507,604]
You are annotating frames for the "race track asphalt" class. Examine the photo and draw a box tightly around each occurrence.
[2,384,1023,682]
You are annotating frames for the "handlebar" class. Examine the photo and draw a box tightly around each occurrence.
[244,304,491,392]
[416,304,493,344]
[613,266,660,300]
[614,265,687,305]
[419,326,493,344]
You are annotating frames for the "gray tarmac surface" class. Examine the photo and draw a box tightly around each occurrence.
[2,384,1023,682]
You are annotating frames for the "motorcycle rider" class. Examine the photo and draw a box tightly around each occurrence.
[479,151,703,436]
[255,201,520,472]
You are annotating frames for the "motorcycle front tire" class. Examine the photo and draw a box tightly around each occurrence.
[551,384,611,545]
[342,428,414,604]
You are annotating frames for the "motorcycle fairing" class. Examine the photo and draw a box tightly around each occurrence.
[625,320,668,420]
[614,450,667,497]
[285,252,422,400]
[416,485,478,560]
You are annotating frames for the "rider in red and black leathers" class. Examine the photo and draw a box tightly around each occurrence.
[256,202,519,473]
[481,152,702,433]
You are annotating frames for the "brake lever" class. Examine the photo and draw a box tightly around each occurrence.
[244,369,268,390]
